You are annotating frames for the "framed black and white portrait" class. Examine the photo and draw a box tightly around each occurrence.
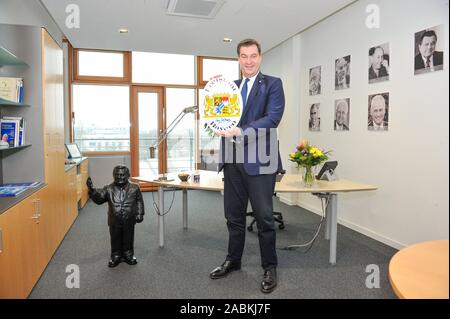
[334,98,350,131]
[368,93,389,131]
[335,55,351,90]
[369,43,390,83]
[309,66,321,96]
[308,103,320,131]
[414,25,444,75]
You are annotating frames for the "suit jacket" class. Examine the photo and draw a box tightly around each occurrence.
[334,120,349,131]
[219,72,285,175]
[414,51,444,70]
[369,65,388,80]
[309,118,320,131]
[335,76,350,90]
[89,182,145,227]
[368,120,388,130]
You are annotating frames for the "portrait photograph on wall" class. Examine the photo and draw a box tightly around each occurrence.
[308,103,320,131]
[414,25,444,75]
[368,92,389,131]
[369,43,390,83]
[335,55,351,90]
[334,98,350,131]
[309,66,321,95]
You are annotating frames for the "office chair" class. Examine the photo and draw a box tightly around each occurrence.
[246,169,286,231]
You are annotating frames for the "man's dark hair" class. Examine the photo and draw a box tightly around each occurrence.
[419,30,437,44]
[113,165,130,177]
[369,46,384,56]
[237,39,261,55]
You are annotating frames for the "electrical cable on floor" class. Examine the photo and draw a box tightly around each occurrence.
[151,187,177,216]
[279,193,329,253]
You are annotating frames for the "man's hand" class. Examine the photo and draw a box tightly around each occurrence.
[382,59,389,73]
[136,215,144,223]
[217,127,242,138]
[86,177,93,190]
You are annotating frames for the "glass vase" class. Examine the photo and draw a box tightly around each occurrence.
[302,165,315,187]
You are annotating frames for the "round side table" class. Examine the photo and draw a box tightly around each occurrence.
[389,240,449,299]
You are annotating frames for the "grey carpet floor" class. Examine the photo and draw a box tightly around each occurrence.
[29,190,397,299]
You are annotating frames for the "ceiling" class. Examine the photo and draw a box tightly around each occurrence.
[41,0,355,57]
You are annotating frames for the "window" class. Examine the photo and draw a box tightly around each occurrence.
[200,57,240,85]
[72,85,130,152]
[166,88,196,173]
[70,47,238,163]
[132,52,195,85]
[73,49,130,82]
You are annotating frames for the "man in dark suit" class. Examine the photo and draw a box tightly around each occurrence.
[369,46,389,82]
[368,94,388,131]
[335,56,350,90]
[210,39,285,294]
[334,99,349,131]
[414,30,444,71]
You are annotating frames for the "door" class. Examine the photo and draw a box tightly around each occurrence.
[131,86,165,189]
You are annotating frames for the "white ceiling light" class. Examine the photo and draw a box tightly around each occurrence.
[118,29,129,34]
[166,0,225,19]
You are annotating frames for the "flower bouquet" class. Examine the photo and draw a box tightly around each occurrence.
[289,141,330,186]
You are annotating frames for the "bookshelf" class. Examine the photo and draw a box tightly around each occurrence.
[0,46,28,66]
[0,97,30,107]
[0,45,31,160]
[0,144,31,157]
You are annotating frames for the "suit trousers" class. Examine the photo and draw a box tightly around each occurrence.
[223,163,278,270]
[109,223,135,258]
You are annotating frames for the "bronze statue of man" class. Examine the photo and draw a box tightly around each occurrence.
[87,165,145,267]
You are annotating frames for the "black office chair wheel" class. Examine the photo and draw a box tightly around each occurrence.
[278,224,285,230]
[247,225,254,232]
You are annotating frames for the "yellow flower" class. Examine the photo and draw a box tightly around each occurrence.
[289,153,296,158]
[312,148,323,157]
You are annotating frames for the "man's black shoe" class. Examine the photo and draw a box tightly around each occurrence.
[123,255,138,265]
[260,268,277,293]
[108,255,122,268]
[209,260,241,279]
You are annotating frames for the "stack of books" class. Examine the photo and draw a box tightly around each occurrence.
[0,182,41,197]
[0,77,24,103]
[0,116,26,147]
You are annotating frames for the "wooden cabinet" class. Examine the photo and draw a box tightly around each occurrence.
[0,27,70,299]
[79,159,89,208]
[65,166,78,231]
[0,187,47,298]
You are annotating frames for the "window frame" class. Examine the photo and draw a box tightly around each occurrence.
[68,47,237,159]
[73,48,131,83]
[197,56,240,86]
[71,83,132,155]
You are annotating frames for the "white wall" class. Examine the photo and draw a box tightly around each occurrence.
[0,0,64,46]
[263,38,302,205]
[264,0,449,249]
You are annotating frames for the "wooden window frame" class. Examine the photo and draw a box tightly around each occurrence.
[68,48,234,159]
[73,48,131,83]
[197,56,239,86]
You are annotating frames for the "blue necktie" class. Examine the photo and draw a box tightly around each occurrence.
[241,78,250,110]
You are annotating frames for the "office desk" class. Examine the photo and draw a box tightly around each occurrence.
[134,170,377,264]
[389,240,449,299]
